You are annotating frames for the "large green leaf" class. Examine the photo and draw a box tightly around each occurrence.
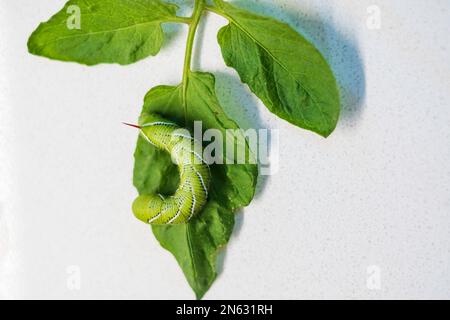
[133,72,258,299]
[214,0,340,137]
[27,0,179,65]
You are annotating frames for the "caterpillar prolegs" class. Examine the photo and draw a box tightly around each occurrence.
[129,114,211,225]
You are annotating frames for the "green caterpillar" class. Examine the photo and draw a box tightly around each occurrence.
[129,114,211,225]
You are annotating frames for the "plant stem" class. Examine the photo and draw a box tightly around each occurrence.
[169,16,192,24]
[182,0,205,124]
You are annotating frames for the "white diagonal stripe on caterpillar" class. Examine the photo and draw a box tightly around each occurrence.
[167,209,181,224]
[148,211,162,224]
[187,182,197,221]
[172,133,194,140]
[172,143,206,166]
[177,143,206,165]
[167,198,183,224]
[194,168,208,198]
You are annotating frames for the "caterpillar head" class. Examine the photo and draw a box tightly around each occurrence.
[132,194,164,224]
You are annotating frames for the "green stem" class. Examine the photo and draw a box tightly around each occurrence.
[168,16,192,24]
[182,0,205,124]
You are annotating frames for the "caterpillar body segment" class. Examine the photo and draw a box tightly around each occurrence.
[132,114,211,225]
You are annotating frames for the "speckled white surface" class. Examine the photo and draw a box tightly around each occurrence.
[1,0,450,299]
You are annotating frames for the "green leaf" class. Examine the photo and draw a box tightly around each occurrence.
[27,0,179,65]
[214,0,340,137]
[133,72,258,299]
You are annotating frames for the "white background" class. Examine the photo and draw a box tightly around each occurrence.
[1,0,450,299]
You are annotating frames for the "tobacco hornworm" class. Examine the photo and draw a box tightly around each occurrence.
[128,114,210,225]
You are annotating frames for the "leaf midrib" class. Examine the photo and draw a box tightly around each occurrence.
[35,19,169,47]
[186,224,198,286]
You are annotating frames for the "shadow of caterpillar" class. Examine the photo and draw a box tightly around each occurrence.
[131,114,211,225]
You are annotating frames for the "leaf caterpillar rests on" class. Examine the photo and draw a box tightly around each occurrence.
[129,114,211,225]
